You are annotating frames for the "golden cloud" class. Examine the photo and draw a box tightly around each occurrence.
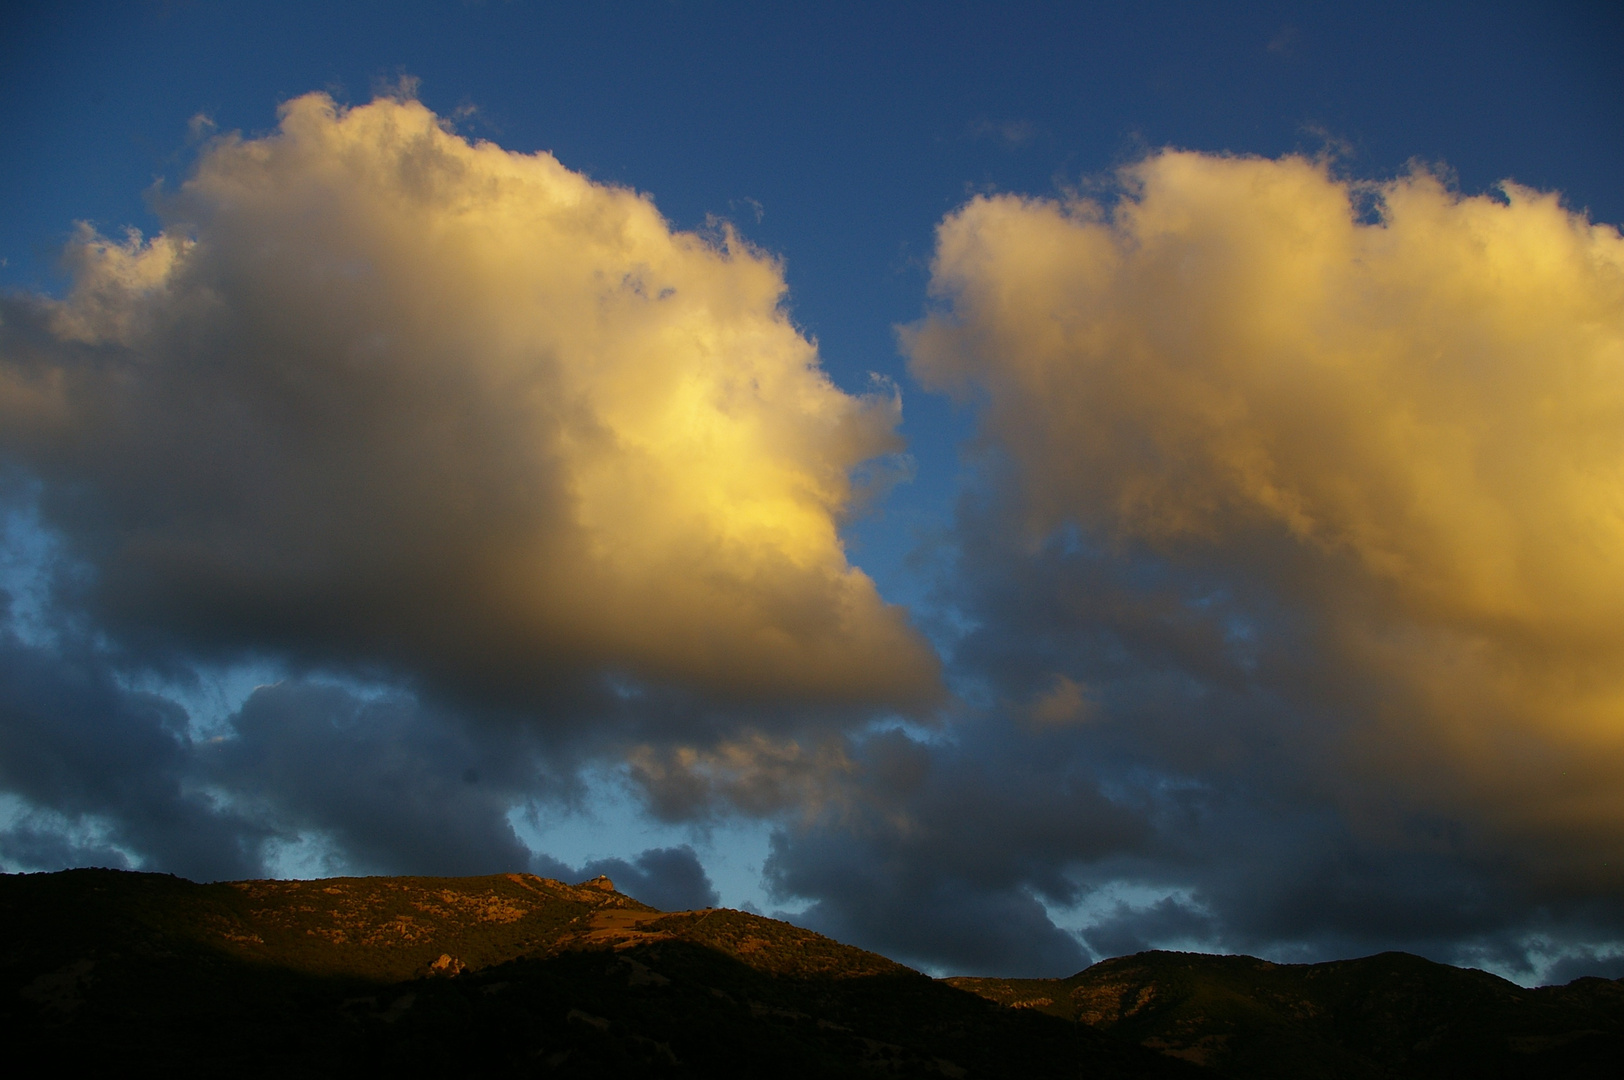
[906,151,1624,857]
[0,93,938,709]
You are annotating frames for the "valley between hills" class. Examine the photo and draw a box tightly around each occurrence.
[3,868,1619,1077]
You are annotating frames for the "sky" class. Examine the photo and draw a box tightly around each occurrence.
[2,0,1623,986]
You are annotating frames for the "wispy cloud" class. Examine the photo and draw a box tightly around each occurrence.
[967,117,1040,149]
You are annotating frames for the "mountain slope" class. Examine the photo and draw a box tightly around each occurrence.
[0,868,1189,1078]
[14,868,1620,1077]
[949,949,1624,1078]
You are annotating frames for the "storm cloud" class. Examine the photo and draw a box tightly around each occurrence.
[0,620,265,881]
[580,845,721,912]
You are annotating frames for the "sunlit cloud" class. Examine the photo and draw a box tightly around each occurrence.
[0,92,940,714]
[905,149,1624,875]
[5,84,1622,985]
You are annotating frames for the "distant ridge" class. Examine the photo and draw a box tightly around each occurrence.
[950,949,1624,1077]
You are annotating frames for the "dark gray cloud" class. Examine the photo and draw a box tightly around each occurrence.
[202,681,547,877]
[0,586,727,907]
[1539,950,1624,986]
[751,485,1624,983]
[0,632,723,906]
[758,721,1144,977]
[0,619,265,881]
[766,826,1090,978]
[1079,896,1215,960]
[581,845,720,912]
[0,819,134,874]
[0,628,547,880]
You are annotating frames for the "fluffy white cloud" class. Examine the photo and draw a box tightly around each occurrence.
[906,151,1624,865]
[0,93,939,711]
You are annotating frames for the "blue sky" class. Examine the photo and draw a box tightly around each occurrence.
[2,1,1623,984]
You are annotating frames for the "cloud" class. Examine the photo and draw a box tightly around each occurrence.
[627,730,856,821]
[1538,947,1624,985]
[0,638,722,889]
[967,118,1039,150]
[0,90,950,897]
[771,832,1092,977]
[703,151,1624,983]
[202,679,547,876]
[1080,895,1215,958]
[0,621,565,880]
[904,150,1624,880]
[6,98,1622,989]
[580,844,720,911]
[0,622,266,880]
[0,91,939,720]
[1266,26,1299,57]
[759,722,1148,976]
[1028,674,1095,728]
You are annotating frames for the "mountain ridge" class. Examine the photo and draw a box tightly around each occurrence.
[1,867,1183,1077]
[5,868,1621,1077]
[949,948,1624,1077]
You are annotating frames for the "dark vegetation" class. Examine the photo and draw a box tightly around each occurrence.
[950,951,1624,1078]
[3,869,1620,1077]
[0,868,1185,1077]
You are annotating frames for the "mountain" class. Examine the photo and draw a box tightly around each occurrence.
[1,868,1190,1077]
[7,869,1621,1077]
[949,950,1624,1078]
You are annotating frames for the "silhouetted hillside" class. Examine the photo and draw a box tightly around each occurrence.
[9,868,1620,1077]
[1,868,1188,1077]
[949,949,1624,1078]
